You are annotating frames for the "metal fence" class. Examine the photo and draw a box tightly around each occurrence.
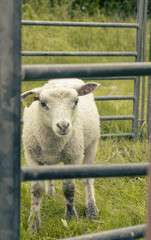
[21,0,148,139]
[1,0,151,240]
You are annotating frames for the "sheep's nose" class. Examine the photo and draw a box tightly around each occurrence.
[57,122,69,131]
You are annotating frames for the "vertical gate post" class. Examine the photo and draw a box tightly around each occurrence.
[0,1,21,240]
[146,84,151,240]
[140,0,148,139]
[146,23,151,236]
[147,21,151,138]
[133,0,145,139]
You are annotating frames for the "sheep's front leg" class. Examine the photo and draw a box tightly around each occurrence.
[45,180,55,196]
[28,181,44,235]
[62,179,77,220]
[83,178,99,219]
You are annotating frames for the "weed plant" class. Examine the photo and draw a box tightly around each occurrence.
[21,1,149,239]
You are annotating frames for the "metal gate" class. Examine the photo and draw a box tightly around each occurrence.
[21,0,148,139]
[1,0,151,240]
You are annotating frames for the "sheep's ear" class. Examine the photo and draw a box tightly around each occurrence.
[77,83,99,96]
[21,90,40,107]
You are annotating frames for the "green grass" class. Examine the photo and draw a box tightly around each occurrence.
[21,139,148,239]
[21,2,149,239]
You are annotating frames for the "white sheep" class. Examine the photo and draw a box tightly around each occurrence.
[21,79,100,234]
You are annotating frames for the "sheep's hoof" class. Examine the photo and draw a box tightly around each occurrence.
[66,204,78,220]
[28,224,37,236]
[86,202,99,220]
[28,213,41,235]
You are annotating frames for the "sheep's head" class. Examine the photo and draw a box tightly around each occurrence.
[21,82,99,137]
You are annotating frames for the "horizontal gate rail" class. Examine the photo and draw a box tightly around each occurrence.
[20,116,134,123]
[19,120,134,138]
[22,62,151,80]
[100,133,134,138]
[21,51,137,57]
[83,76,137,80]
[21,20,139,28]
[95,96,135,101]
[100,115,134,121]
[21,163,148,181]
[61,224,146,240]
[20,76,137,81]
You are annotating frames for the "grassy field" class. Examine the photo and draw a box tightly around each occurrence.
[20,139,148,239]
[21,1,149,239]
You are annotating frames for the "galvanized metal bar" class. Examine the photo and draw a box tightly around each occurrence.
[146,20,151,238]
[136,0,144,60]
[146,159,151,240]
[21,163,148,181]
[147,77,151,138]
[20,76,137,82]
[83,77,137,80]
[61,224,146,240]
[146,97,151,240]
[20,117,132,125]
[140,0,148,139]
[0,0,21,240]
[22,62,151,80]
[147,21,151,138]
[95,96,135,101]
[21,20,139,28]
[20,116,133,124]
[21,51,137,57]
[101,133,134,138]
[146,26,151,237]
[133,0,145,139]
[100,115,134,121]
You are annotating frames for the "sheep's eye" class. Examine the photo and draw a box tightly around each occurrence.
[41,101,47,108]
[74,99,79,106]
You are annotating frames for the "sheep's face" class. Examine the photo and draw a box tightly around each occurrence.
[21,82,99,138]
[39,88,79,137]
